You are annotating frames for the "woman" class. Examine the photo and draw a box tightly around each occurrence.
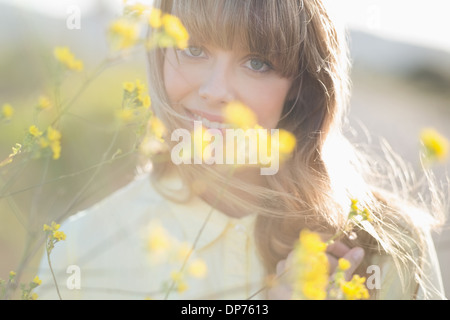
[37,0,446,300]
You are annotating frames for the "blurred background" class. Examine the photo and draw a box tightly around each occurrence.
[0,0,449,298]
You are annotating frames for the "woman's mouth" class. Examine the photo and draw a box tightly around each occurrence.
[184,108,234,130]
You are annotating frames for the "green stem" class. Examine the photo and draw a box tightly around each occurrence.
[0,149,136,200]
[46,240,62,300]
[326,230,346,246]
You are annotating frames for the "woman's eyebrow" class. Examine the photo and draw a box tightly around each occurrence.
[184,33,204,45]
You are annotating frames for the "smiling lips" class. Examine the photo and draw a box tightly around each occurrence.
[185,108,234,130]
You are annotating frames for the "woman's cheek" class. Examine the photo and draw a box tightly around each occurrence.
[163,62,182,103]
[164,63,203,105]
[244,88,288,129]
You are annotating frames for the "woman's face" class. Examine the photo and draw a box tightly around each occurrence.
[163,43,293,130]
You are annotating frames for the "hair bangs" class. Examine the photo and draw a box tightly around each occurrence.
[171,0,304,77]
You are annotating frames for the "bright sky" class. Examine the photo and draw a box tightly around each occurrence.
[1,0,449,52]
[324,0,450,53]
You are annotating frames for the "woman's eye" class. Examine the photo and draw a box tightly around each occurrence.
[246,58,271,72]
[185,46,204,57]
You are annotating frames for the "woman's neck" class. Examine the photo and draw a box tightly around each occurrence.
[198,166,267,219]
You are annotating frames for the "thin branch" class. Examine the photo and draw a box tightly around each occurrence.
[163,165,238,300]
[0,150,136,200]
[46,243,62,300]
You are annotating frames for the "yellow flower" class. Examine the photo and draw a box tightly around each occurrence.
[54,47,83,71]
[361,208,372,222]
[298,229,327,253]
[141,94,151,109]
[340,275,369,300]
[9,271,16,282]
[192,124,214,162]
[278,130,296,155]
[149,8,163,28]
[174,243,192,262]
[44,221,66,241]
[146,222,171,252]
[170,271,183,282]
[149,116,166,142]
[350,198,359,212]
[42,127,62,160]
[52,222,61,230]
[32,276,42,286]
[43,221,60,232]
[43,221,65,256]
[292,229,329,300]
[135,79,145,95]
[120,79,151,120]
[51,141,61,160]
[30,293,39,300]
[224,101,257,129]
[420,128,449,163]
[302,282,327,300]
[147,12,190,49]
[123,82,135,93]
[127,79,151,110]
[53,230,66,241]
[348,199,373,223]
[109,18,140,50]
[187,259,208,278]
[38,96,51,110]
[116,109,135,123]
[274,129,297,162]
[47,127,61,142]
[177,281,188,294]
[338,258,351,271]
[170,271,188,294]
[162,14,189,49]
[29,125,43,138]
[1,103,14,120]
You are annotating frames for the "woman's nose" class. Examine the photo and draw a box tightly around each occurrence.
[198,59,235,107]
